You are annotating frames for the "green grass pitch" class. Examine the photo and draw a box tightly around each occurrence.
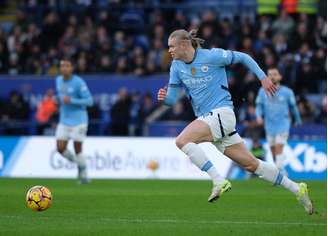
[0,178,326,236]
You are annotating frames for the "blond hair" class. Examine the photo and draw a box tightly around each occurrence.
[169,29,204,49]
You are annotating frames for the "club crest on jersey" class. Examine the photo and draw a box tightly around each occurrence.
[191,67,196,76]
[201,65,208,72]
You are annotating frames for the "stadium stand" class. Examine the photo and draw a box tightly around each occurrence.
[0,0,326,138]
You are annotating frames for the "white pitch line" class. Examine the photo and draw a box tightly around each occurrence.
[0,215,326,227]
[100,218,326,226]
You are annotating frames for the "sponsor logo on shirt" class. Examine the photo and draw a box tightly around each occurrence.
[183,76,213,89]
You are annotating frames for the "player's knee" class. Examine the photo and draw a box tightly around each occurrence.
[57,145,66,154]
[75,150,82,155]
[175,137,188,150]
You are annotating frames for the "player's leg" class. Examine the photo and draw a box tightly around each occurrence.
[73,141,88,183]
[270,145,277,162]
[224,142,313,214]
[274,133,289,172]
[274,143,285,170]
[56,124,75,162]
[224,142,297,190]
[176,119,225,185]
[72,124,89,183]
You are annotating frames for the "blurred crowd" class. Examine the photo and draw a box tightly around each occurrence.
[0,87,325,137]
[0,1,326,137]
[0,2,326,93]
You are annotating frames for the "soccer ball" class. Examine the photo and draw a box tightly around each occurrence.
[147,160,159,171]
[26,186,52,211]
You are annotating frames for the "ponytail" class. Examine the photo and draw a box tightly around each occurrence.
[169,29,205,49]
[188,29,205,49]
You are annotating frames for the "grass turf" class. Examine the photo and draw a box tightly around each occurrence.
[0,178,326,236]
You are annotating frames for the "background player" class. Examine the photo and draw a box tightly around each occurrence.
[55,58,93,184]
[157,29,313,214]
[256,66,302,173]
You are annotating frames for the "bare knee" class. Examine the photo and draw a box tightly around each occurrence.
[57,146,65,154]
[74,142,82,155]
[57,142,66,154]
[175,137,189,150]
[243,159,259,173]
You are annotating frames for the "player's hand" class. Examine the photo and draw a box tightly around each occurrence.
[157,87,167,102]
[261,77,277,97]
[63,96,71,104]
[256,117,264,125]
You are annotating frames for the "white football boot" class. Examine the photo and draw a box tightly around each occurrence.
[208,179,232,202]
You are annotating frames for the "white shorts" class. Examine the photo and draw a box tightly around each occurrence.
[267,133,289,147]
[55,123,88,142]
[197,107,243,153]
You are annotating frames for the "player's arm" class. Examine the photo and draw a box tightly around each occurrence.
[255,90,264,125]
[158,63,181,106]
[288,90,302,125]
[70,81,93,106]
[55,77,63,104]
[213,49,277,96]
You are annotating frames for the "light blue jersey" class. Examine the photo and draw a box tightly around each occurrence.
[255,85,302,136]
[56,75,93,126]
[164,48,266,117]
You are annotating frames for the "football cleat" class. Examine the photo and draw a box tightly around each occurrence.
[208,179,232,203]
[296,183,314,215]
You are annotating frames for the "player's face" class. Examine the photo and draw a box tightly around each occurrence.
[168,37,184,60]
[267,68,282,84]
[60,60,73,77]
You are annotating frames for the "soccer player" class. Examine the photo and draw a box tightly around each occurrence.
[255,66,302,173]
[55,58,93,184]
[157,29,313,214]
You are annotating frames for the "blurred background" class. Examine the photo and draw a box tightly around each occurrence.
[0,0,326,180]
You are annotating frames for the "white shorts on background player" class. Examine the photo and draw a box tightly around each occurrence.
[197,106,243,153]
[267,133,289,147]
[55,123,88,142]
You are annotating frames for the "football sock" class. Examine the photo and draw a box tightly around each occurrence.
[181,142,224,185]
[281,176,300,193]
[76,153,87,179]
[62,149,76,162]
[255,160,299,194]
[76,153,87,168]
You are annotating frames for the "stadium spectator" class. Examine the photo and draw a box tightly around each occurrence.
[241,103,262,140]
[271,9,295,37]
[162,101,190,121]
[35,89,58,135]
[298,96,316,123]
[110,87,131,136]
[41,12,63,52]
[2,90,30,134]
[0,28,8,73]
[316,95,327,124]
[135,92,156,136]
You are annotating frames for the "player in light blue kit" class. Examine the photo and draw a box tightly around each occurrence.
[256,66,302,173]
[55,58,93,184]
[157,29,313,214]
